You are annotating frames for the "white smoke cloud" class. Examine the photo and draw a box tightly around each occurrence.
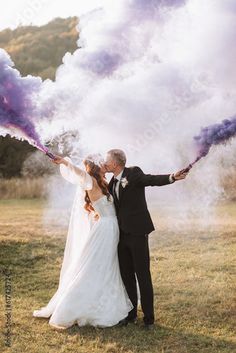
[36,0,236,221]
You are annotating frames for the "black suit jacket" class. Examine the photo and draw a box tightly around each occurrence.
[108,166,173,236]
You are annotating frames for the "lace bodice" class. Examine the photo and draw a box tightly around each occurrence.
[92,195,116,218]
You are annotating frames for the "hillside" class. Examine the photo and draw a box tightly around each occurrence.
[0,17,79,80]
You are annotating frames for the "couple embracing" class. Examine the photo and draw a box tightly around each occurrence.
[33,149,188,330]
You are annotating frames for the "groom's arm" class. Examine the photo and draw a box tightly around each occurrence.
[131,166,175,187]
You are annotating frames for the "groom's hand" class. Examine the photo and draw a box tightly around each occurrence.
[172,169,189,181]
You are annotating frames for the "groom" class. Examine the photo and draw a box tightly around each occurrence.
[105,149,188,329]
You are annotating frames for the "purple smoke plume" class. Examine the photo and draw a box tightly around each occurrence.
[183,115,236,172]
[76,0,187,78]
[194,115,236,160]
[0,49,50,154]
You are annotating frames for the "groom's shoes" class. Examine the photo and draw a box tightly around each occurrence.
[117,317,138,327]
[143,323,155,331]
[127,317,138,325]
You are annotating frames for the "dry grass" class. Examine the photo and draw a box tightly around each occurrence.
[0,178,47,199]
[0,199,235,353]
[0,174,236,201]
[222,174,236,200]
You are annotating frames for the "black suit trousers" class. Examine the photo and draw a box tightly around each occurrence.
[118,231,154,325]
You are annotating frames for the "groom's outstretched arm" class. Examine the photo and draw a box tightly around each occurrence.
[131,166,175,187]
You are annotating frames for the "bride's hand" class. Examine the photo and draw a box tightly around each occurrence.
[52,155,68,166]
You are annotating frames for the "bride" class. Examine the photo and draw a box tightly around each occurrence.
[33,154,133,329]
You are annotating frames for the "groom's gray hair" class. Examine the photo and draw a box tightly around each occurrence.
[108,149,127,167]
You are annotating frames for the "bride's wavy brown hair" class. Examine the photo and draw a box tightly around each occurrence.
[84,156,110,213]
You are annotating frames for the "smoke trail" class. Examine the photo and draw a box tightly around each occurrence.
[181,115,236,173]
[0,49,46,152]
[194,115,236,161]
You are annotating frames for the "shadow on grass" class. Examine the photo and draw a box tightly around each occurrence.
[53,323,236,353]
[0,239,63,268]
[0,239,64,298]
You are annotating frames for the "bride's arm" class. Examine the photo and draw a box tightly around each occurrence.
[53,155,93,189]
[54,156,84,176]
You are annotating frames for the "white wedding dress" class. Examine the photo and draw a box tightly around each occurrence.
[33,158,133,328]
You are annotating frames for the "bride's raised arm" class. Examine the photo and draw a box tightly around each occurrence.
[53,155,93,190]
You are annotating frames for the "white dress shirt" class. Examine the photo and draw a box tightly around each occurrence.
[113,169,124,199]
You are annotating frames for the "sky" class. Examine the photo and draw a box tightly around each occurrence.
[0,0,102,30]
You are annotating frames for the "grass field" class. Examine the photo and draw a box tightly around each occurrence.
[0,199,235,353]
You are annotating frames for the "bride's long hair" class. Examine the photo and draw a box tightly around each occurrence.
[83,156,110,213]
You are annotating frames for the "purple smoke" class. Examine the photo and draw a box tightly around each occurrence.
[183,115,236,172]
[76,0,188,78]
[132,0,187,17]
[0,49,47,153]
[179,115,236,173]
[80,50,122,76]
[194,115,236,160]
[134,0,186,10]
